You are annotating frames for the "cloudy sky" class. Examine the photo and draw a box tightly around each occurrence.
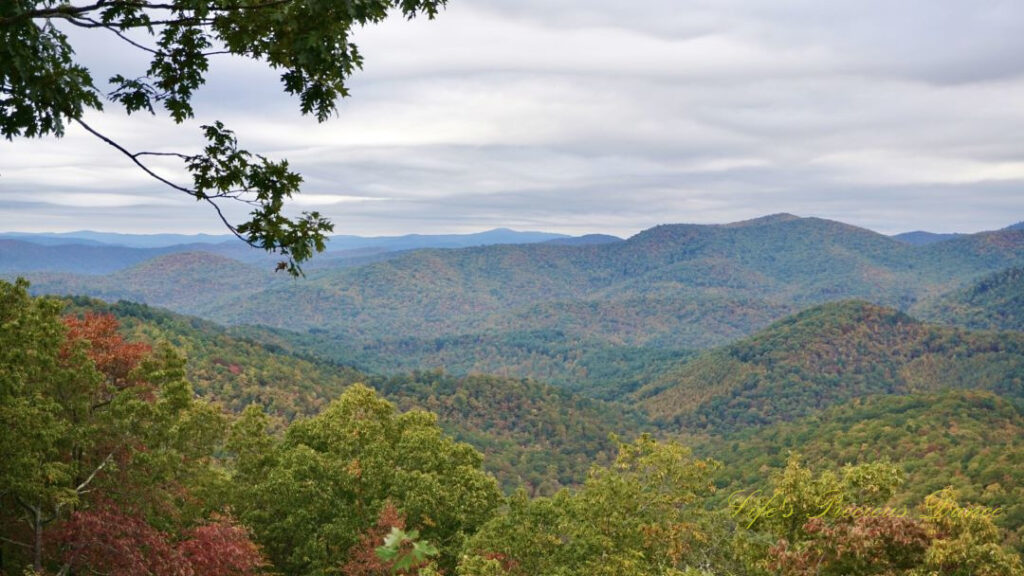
[3,0,1024,237]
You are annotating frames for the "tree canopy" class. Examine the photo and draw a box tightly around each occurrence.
[0,0,447,274]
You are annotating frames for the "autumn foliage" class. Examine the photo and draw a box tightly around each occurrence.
[64,312,151,388]
[768,516,932,576]
[341,503,411,576]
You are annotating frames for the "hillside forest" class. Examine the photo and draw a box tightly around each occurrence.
[2,215,1024,575]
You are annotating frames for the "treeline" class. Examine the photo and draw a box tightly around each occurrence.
[369,370,649,493]
[251,325,693,400]
[914,266,1024,331]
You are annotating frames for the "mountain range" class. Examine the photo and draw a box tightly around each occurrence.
[11,214,1024,396]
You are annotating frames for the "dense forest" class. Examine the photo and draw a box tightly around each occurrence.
[16,216,1024,395]
[4,273,1024,575]
[639,300,1024,430]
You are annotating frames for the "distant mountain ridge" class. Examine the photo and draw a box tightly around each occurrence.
[892,230,965,246]
[0,230,235,248]
[0,240,188,274]
[891,220,1023,245]
[0,227,572,251]
[0,228,580,273]
[14,214,1024,396]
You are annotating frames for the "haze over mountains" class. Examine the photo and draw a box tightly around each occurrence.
[0,228,576,272]
[9,214,1024,395]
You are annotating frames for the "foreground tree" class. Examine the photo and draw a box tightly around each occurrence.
[744,456,1024,576]
[0,279,264,574]
[1,0,447,274]
[228,384,501,576]
[461,435,737,576]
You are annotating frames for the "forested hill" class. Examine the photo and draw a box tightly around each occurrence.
[0,228,575,272]
[18,215,1024,396]
[66,297,646,494]
[65,297,362,418]
[25,216,1024,336]
[43,252,281,317]
[213,215,1024,338]
[914,266,1024,331]
[640,300,1024,431]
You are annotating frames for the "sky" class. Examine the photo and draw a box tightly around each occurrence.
[2,0,1024,237]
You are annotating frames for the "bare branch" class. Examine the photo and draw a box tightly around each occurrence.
[0,0,109,24]
[134,150,193,160]
[95,21,160,55]
[1,0,299,26]
[75,453,114,495]
[58,17,238,57]
[55,13,216,28]
[0,536,33,549]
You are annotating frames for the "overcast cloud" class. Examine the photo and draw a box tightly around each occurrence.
[2,0,1024,236]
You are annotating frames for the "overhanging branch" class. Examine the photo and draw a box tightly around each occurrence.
[71,116,249,244]
[0,0,299,26]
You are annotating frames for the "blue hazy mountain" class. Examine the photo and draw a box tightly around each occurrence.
[0,228,575,273]
[0,228,569,251]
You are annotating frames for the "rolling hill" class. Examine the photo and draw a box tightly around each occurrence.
[31,252,280,316]
[65,297,646,494]
[892,230,964,245]
[18,214,1024,396]
[639,300,1024,431]
[0,228,575,271]
[914,266,1024,331]
[173,216,1024,337]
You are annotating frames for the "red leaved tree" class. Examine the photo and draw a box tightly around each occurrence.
[179,514,267,576]
[59,500,266,576]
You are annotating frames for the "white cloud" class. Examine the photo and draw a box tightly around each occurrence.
[288,194,390,206]
[10,192,182,208]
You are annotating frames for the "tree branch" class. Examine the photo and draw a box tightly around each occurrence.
[72,116,195,195]
[0,0,299,25]
[75,453,114,495]
[0,536,32,549]
[72,116,250,244]
[93,21,161,54]
[134,150,193,160]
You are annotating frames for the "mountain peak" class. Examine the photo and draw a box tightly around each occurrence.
[723,213,802,227]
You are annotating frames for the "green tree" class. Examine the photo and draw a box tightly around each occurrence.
[1,0,447,274]
[229,384,501,576]
[918,488,1024,576]
[747,458,1023,576]
[0,279,239,574]
[0,279,92,572]
[462,435,732,576]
